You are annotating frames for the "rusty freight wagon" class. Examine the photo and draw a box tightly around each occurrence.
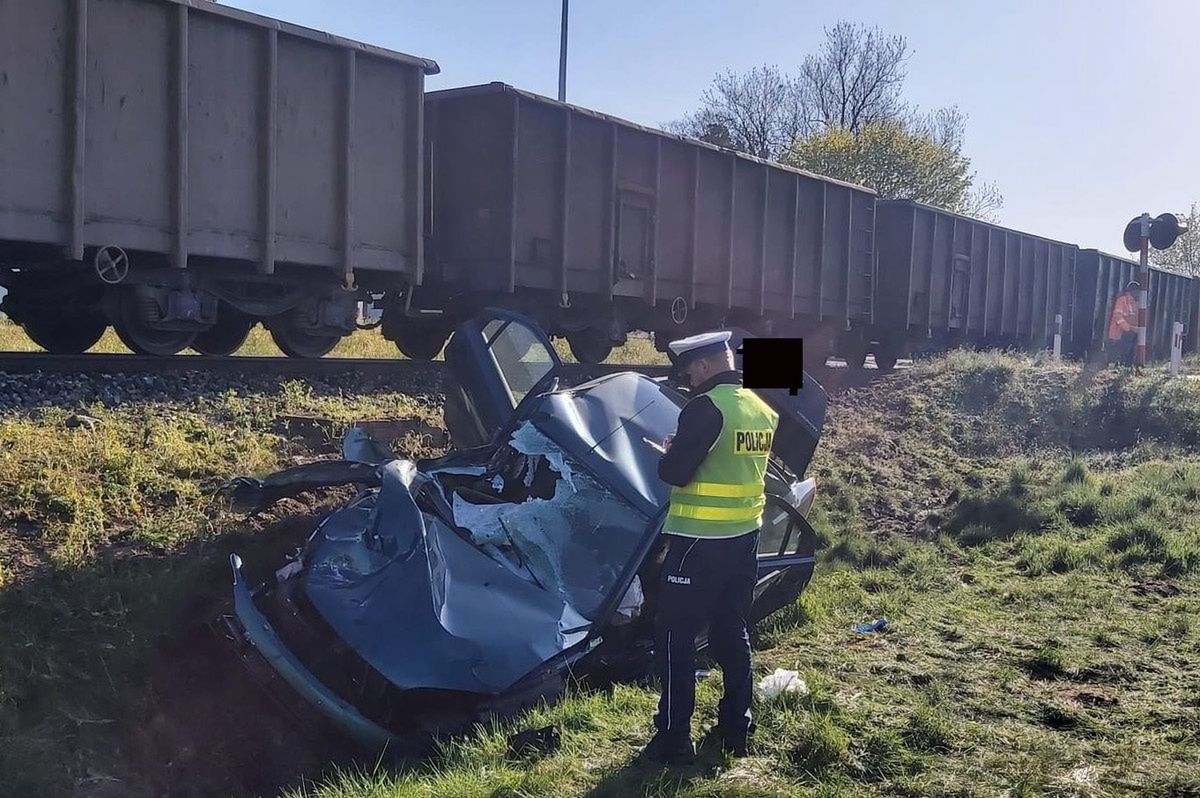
[859,199,1081,369]
[0,0,437,356]
[405,83,877,364]
[1071,250,1196,362]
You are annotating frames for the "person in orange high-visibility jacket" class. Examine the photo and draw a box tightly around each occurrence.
[1107,281,1139,366]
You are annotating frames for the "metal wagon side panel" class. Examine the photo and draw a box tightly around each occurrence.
[0,0,74,245]
[424,83,876,339]
[0,0,435,280]
[874,200,1081,353]
[1075,249,1193,362]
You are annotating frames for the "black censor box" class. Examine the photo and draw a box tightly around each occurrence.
[736,337,805,395]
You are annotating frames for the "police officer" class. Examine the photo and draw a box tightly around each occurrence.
[642,331,779,764]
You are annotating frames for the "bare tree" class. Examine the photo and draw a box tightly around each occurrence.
[665,65,804,159]
[797,22,910,133]
[959,181,1004,221]
[907,106,1003,219]
[669,23,912,158]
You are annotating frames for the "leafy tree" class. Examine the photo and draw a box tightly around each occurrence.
[1150,204,1199,276]
[785,108,1002,218]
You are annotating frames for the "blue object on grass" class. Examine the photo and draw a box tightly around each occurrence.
[853,618,889,633]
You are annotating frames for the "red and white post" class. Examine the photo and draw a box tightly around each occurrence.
[1136,213,1151,368]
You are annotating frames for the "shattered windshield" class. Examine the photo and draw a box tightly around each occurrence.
[441,422,647,621]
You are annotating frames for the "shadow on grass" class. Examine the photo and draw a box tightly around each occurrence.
[0,503,353,798]
[580,747,727,798]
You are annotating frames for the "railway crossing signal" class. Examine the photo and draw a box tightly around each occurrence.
[1123,212,1191,367]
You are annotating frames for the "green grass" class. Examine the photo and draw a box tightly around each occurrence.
[0,384,445,796]
[2,350,1200,796]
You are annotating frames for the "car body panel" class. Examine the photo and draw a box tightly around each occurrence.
[531,372,683,516]
[443,308,564,448]
[228,554,394,749]
[301,459,593,696]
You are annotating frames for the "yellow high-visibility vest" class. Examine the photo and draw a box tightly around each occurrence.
[665,383,778,537]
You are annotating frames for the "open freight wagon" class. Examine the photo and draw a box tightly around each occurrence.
[0,0,436,356]
[861,200,1196,366]
[860,199,1081,368]
[405,83,877,365]
[1071,250,1196,362]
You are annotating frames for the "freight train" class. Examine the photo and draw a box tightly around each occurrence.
[1,0,1194,367]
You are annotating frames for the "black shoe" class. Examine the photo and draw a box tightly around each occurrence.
[640,731,696,765]
[710,722,754,757]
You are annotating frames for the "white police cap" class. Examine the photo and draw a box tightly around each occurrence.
[667,331,732,365]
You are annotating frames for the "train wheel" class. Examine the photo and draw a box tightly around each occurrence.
[566,329,614,364]
[192,310,254,356]
[113,294,197,356]
[391,322,450,360]
[22,313,107,354]
[874,351,899,373]
[267,312,341,359]
[844,345,868,370]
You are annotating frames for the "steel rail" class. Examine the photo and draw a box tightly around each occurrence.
[0,352,672,380]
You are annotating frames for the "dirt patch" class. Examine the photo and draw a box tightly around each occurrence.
[1059,686,1120,708]
[78,505,359,798]
[0,518,52,586]
[117,623,346,798]
[1132,579,1182,598]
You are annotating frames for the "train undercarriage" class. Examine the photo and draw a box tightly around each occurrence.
[0,246,369,358]
[1,245,848,372]
[386,284,842,371]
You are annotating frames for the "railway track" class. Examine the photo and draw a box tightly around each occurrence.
[0,351,672,381]
[0,351,904,405]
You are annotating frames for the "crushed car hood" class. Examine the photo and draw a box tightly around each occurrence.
[532,372,683,516]
[301,460,590,696]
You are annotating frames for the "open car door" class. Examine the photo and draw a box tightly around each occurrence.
[443,309,564,449]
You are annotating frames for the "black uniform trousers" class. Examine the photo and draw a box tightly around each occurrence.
[653,529,759,740]
[1107,332,1137,366]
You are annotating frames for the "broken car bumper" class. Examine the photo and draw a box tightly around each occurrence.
[225,553,394,750]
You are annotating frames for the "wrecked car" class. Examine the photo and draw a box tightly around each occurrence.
[221,310,827,750]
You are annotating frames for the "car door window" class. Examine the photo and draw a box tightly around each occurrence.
[482,318,558,409]
[758,499,793,558]
[757,495,816,567]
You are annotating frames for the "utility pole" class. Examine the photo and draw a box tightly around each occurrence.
[558,0,568,102]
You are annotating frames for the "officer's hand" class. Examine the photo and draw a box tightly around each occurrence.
[662,434,674,452]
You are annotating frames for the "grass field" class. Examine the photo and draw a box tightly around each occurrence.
[1,352,1198,797]
[0,317,670,365]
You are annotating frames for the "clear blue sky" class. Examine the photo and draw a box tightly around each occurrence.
[228,0,1198,255]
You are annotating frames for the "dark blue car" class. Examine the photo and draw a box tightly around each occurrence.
[222,311,826,750]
